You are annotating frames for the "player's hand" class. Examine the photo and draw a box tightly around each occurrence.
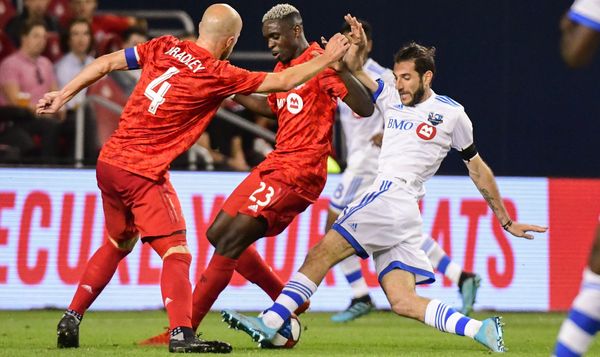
[36,91,65,115]
[342,14,368,72]
[322,33,350,64]
[370,133,383,147]
[504,221,548,240]
[321,36,347,72]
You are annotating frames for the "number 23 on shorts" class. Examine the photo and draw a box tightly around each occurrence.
[249,181,276,208]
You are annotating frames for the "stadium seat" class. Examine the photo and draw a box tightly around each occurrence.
[87,76,127,145]
[48,0,71,26]
[0,30,15,63]
[0,0,16,29]
[96,33,124,57]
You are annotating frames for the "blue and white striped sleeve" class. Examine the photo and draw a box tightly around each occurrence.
[569,0,600,32]
[124,46,141,70]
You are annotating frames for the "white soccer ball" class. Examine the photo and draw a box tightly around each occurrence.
[259,314,302,349]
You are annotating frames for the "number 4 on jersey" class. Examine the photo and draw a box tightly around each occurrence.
[144,66,180,114]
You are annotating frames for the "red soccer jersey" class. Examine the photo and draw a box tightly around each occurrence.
[261,42,348,201]
[99,36,267,180]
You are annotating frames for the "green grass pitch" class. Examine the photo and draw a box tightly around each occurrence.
[0,310,598,356]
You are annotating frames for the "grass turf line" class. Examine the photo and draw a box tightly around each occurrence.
[0,310,598,356]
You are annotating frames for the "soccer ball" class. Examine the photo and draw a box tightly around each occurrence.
[259,315,302,349]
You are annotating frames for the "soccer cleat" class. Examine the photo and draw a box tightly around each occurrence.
[295,299,311,315]
[138,327,170,346]
[459,273,481,316]
[474,316,506,353]
[168,335,232,353]
[57,314,80,348]
[221,309,278,343]
[331,295,374,323]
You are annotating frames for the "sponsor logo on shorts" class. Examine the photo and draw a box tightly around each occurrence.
[349,222,358,232]
[416,123,437,140]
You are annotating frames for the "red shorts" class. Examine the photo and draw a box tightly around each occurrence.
[96,160,186,241]
[221,169,312,236]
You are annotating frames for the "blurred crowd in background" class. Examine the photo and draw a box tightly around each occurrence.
[0,0,278,171]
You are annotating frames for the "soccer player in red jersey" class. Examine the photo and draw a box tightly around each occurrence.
[36,3,352,353]
[183,3,374,338]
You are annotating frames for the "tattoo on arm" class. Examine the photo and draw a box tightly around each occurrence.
[479,188,498,214]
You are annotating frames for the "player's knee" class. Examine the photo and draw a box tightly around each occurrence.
[147,232,189,258]
[213,229,245,257]
[108,236,138,252]
[206,223,221,247]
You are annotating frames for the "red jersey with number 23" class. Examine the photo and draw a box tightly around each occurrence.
[99,35,267,180]
[261,42,348,201]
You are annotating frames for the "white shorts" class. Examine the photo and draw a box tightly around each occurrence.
[332,175,434,285]
[329,170,377,214]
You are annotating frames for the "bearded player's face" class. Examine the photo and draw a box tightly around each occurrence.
[262,20,297,64]
[393,60,427,107]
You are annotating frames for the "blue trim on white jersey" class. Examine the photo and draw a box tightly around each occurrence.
[124,47,140,70]
[569,10,600,32]
[378,260,436,285]
[372,79,385,103]
[332,223,369,259]
[435,95,460,107]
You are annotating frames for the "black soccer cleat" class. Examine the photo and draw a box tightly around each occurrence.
[57,314,80,348]
[168,335,232,353]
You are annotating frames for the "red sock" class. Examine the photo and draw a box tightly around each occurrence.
[161,253,192,329]
[68,241,129,315]
[236,245,284,300]
[191,254,237,330]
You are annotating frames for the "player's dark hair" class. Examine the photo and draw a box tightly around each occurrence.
[340,19,372,41]
[123,26,148,43]
[394,42,436,76]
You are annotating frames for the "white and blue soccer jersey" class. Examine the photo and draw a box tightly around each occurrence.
[332,82,473,286]
[330,59,394,213]
[375,81,474,196]
[569,0,600,31]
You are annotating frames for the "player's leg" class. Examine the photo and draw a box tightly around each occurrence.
[421,236,481,315]
[329,174,375,322]
[222,228,357,341]
[191,210,268,330]
[57,162,138,348]
[379,267,504,352]
[554,223,600,357]
[57,235,136,348]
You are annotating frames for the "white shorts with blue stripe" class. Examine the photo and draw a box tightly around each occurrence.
[329,170,377,214]
[332,175,435,285]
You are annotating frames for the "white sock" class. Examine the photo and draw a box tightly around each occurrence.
[424,299,482,338]
[421,236,462,284]
[554,268,600,356]
[339,255,370,298]
[262,272,318,329]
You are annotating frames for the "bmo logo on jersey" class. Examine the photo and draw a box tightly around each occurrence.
[286,93,303,114]
[416,123,437,140]
[387,118,415,130]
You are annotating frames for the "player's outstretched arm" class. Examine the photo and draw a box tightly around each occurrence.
[340,15,379,95]
[232,94,276,118]
[338,71,374,117]
[255,33,350,93]
[36,50,128,115]
[560,13,600,68]
[465,154,548,239]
